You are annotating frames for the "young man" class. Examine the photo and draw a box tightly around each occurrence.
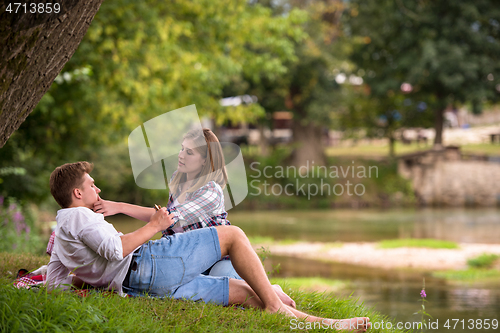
[47,161,370,332]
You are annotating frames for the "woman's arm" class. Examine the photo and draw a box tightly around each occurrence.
[93,197,155,222]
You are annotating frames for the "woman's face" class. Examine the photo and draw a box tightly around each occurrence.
[178,138,206,176]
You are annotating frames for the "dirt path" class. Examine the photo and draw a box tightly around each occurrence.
[254,242,500,271]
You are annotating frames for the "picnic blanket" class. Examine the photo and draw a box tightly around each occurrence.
[13,268,46,289]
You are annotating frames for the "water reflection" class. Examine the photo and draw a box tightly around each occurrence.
[413,209,500,244]
[109,208,500,244]
[267,255,500,332]
[230,208,500,244]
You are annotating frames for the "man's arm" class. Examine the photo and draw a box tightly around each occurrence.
[120,208,174,257]
[46,251,74,290]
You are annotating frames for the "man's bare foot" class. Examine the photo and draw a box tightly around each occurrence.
[323,317,371,333]
[272,284,296,308]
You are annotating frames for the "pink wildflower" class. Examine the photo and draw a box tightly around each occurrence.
[13,211,24,223]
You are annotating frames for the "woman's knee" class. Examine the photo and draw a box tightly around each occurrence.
[216,225,246,247]
[217,225,244,235]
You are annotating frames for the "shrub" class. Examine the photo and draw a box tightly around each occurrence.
[0,197,45,254]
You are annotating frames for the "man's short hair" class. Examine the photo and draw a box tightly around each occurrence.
[50,161,94,208]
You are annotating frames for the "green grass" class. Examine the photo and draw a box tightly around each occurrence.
[377,238,459,249]
[0,283,405,333]
[467,253,500,268]
[325,142,500,158]
[0,252,408,332]
[243,139,500,159]
[0,252,49,283]
[326,142,428,157]
[460,143,500,156]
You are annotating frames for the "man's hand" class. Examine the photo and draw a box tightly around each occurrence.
[120,207,175,257]
[148,207,175,232]
[93,196,120,216]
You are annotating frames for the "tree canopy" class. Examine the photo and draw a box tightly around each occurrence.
[226,0,351,167]
[347,0,500,145]
[1,0,306,204]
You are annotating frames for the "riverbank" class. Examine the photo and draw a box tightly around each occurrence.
[0,252,403,333]
[254,241,500,271]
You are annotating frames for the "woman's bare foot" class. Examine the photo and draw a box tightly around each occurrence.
[272,284,296,308]
[264,302,297,318]
[323,317,371,332]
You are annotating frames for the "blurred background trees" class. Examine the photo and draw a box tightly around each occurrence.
[1,0,306,205]
[346,0,500,147]
[226,0,352,167]
[1,0,500,210]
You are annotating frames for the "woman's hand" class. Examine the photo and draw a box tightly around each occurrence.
[93,196,121,216]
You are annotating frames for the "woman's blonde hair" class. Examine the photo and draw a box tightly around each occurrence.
[169,128,227,197]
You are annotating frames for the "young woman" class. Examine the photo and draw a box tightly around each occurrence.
[94,128,237,278]
[164,128,230,234]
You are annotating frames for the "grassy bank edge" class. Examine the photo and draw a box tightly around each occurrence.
[377,239,459,249]
[0,252,410,333]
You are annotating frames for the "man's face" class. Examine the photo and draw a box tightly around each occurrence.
[78,173,101,208]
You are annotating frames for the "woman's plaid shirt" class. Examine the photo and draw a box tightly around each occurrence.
[162,180,231,236]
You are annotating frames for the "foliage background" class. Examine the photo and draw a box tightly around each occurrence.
[1,0,499,221]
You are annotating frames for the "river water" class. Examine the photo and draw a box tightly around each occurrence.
[109,208,500,332]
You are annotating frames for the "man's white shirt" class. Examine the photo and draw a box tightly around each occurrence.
[47,207,133,295]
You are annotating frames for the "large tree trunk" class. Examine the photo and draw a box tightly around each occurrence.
[0,0,104,148]
[433,107,445,148]
[290,116,326,169]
